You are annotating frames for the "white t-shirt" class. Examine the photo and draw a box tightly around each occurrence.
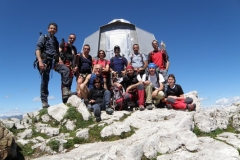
[138,73,165,89]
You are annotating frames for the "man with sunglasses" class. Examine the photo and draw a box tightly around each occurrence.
[59,33,78,103]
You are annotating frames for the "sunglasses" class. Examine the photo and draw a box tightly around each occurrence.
[69,37,75,40]
[84,48,90,50]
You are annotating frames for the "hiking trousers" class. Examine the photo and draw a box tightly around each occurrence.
[40,64,71,103]
[124,84,145,106]
[90,90,111,113]
[145,83,165,105]
[166,97,193,110]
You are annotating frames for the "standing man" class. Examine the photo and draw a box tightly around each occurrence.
[128,44,148,77]
[59,33,78,103]
[110,45,128,76]
[148,40,169,82]
[76,44,93,78]
[35,23,74,108]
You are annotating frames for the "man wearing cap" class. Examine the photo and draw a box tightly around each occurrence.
[148,40,169,82]
[139,63,165,110]
[113,65,145,111]
[110,45,128,76]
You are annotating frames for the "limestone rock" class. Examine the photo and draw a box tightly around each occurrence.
[48,103,68,122]
[76,102,91,121]
[41,114,51,122]
[65,120,76,131]
[67,95,82,108]
[101,122,131,137]
[194,108,229,132]
[0,119,15,129]
[76,128,89,139]
[17,128,32,139]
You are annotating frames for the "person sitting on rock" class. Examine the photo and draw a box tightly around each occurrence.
[77,64,106,101]
[88,77,113,122]
[113,65,145,111]
[139,63,165,110]
[165,74,196,111]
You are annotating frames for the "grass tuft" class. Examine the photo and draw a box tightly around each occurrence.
[47,139,60,152]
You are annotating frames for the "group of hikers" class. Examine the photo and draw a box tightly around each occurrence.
[35,22,196,122]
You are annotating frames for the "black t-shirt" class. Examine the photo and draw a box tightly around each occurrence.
[78,54,92,74]
[120,72,139,90]
[165,84,184,97]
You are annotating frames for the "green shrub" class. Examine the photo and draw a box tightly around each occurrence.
[18,143,35,156]
[47,139,60,152]
[39,108,48,117]
[64,106,94,129]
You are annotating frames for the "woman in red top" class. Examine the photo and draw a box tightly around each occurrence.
[92,50,110,85]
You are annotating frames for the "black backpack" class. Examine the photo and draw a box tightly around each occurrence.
[33,32,49,69]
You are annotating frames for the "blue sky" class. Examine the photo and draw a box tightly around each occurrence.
[0,0,240,116]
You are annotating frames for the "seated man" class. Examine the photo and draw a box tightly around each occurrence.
[139,63,165,110]
[88,78,112,122]
[114,65,145,111]
[165,74,196,111]
[78,64,113,114]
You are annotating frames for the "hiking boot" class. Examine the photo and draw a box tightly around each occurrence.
[146,104,153,110]
[87,104,93,112]
[157,101,166,108]
[139,105,145,111]
[187,104,196,111]
[106,108,114,115]
[127,107,134,112]
[62,87,74,99]
[42,102,50,108]
[166,104,173,109]
[94,108,101,117]
[96,116,102,122]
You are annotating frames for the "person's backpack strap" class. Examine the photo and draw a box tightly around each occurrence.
[110,57,114,68]
[140,53,143,62]
[156,72,159,84]
[148,51,154,63]
[130,53,134,64]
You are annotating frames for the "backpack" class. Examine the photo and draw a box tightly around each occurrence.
[33,32,49,69]
[59,39,75,63]
[145,72,159,85]
[130,53,143,64]
[111,86,126,111]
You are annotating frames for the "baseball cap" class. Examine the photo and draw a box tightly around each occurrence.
[114,45,120,50]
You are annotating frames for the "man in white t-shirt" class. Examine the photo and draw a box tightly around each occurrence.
[138,63,165,110]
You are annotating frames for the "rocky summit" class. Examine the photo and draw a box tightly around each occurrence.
[1,91,240,160]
